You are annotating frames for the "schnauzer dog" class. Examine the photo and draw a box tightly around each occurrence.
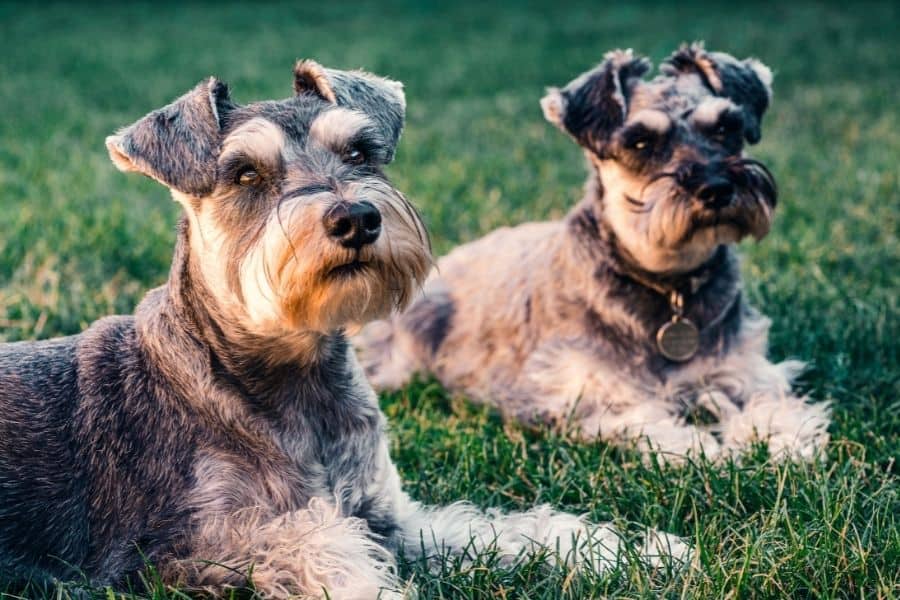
[0,61,685,598]
[359,44,830,461]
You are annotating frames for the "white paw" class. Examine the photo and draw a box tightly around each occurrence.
[632,421,722,463]
[640,529,693,568]
[720,395,830,460]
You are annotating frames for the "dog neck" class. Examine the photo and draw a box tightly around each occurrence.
[564,192,744,372]
[572,173,732,291]
[134,218,344,403]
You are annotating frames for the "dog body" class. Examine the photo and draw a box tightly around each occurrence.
[0,290,399,591]
[359,45,830,460]
[0,62,683,598]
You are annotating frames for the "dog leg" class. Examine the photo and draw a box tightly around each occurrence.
[181,498,403,600]
[518,341,721,460]
[393,496,690,572]
[667,346,830,461]
[714,359,831,460]
[580,406,723,462]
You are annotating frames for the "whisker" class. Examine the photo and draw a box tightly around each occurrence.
[632,170,680,211]
[260,242,282,305]
[276,197,302,268]
[645,170,681,186]
[723,157,778,207]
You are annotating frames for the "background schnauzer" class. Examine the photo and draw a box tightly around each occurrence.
[0,61,685,598]
[359,44,830,461]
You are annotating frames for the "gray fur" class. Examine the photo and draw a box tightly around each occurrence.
[661,43,772,143]
[0,62,415,591]
[1,61,686,597]
[107,78,232,194]
[294,59,406,162]
[358,44,830,461]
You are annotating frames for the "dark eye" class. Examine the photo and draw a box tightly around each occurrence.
[712,114,743,140]
[713,123,736,140]
[625,130,657,152]
[343,146,366,165]
[236,166,260,186]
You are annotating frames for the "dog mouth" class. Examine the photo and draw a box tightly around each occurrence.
[327,260,371,279]
[691,210,750,231]
[672,199,773,246]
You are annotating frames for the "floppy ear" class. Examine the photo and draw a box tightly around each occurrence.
[294,59,406,162]
[106,78,234,196]
[662,42,773,144]
[540,49,651,155]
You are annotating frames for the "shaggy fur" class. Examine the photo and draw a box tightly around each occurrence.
[0,61,686,598]
[358,44,830,461]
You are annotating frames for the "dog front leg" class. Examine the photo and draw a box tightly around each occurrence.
[177,499,403,600]
[517,341,722,459]
[392,494,689,573]
[709,357,831,459]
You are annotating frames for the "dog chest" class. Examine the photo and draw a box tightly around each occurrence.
[188,384,388,522]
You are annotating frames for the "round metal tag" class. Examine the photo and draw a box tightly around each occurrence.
[656,318,700,362]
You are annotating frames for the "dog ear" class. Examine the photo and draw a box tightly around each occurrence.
[106,78,234,195]
[293,59,338,102]
[662,42,773,144]
[541,49,651,155]
[294,59,406,162]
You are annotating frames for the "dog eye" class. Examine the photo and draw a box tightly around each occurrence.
[343,147,366,165]
[236,167,260,186]
[712,114,743,140]
[624,128,657,152]
[628,136,654,152]
[714,124,735,138]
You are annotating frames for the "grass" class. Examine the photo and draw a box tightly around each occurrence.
[1,0,898,597]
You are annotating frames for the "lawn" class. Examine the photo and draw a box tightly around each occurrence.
[1,1,898,598]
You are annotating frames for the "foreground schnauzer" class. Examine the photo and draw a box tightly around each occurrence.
[0,62,684,598]
[360,45,830,460]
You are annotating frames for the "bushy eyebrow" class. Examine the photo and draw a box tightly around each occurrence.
[691,97,740,128]
[309,108,379,153]
[218,153,266,179]
[627,110,672,134]
[220,117,285,165]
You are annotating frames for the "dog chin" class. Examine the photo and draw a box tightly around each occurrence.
[631,221,735,273]
[284,265,406,333]
[684,221,746,246]
[653,224,742,270]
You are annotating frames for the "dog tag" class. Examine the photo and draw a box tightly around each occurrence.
[656,317,699,362]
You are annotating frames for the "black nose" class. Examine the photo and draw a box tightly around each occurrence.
[696,178,735,209]
[679,162,735,209]
[323,201,382,249]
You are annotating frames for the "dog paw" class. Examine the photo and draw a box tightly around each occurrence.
[639,529,693,569]
[632,422,722,463]
[720,395,831,460]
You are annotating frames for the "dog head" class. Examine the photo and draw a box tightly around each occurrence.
[542,43,776,273]
[107,60,431,336]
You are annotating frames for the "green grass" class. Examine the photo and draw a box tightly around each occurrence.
[1,1,898,598]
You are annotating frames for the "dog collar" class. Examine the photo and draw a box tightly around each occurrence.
[614,263,718,363]
[656,289,700,362]
[599,229,732,362]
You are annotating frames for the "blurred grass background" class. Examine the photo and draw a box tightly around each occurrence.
[1,1,898,598]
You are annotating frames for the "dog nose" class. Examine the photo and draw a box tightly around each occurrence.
[679,162,735,209]
[323,201,382,249]
[696,178,735,209]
